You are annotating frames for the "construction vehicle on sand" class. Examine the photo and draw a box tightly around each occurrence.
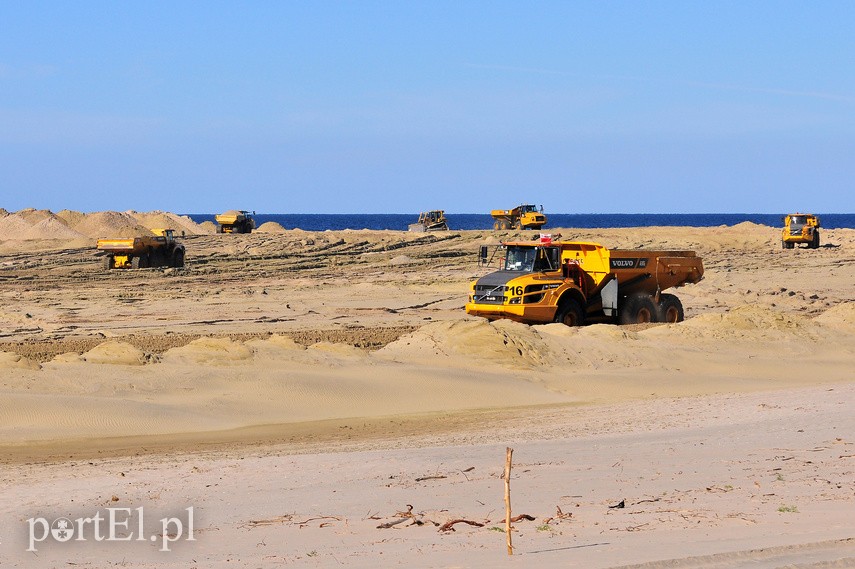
[781,213,820,249]
[466,235,703,325]
[97,229,185,270]
[215,210,256,234]
[491,204,547,230]
[408,210,449,232]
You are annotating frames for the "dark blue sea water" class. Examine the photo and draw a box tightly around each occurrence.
[186,213,855,231]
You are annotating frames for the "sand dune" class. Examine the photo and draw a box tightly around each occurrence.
[0,208,212,243]
[1,302,852,444]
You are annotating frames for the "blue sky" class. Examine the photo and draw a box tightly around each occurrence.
[1,1,853,213]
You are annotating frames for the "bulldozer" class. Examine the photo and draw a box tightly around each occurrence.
[466,236,704,326]
[781,213,820,249]
[408,210,449,232]
[97,228,185,270]
[491,204,547,230]
[215,210,256,234]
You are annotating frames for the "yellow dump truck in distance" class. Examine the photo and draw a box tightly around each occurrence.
[466,238,704,325]
[97,228,185,270]
[491,204,546,230]
[781,213,820,249]
[215,210,256,233]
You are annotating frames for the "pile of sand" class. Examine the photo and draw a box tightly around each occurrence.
[814,301,855,331]
[678,304,816,339]
[256,221,288,233]
[0,209,214,241]
[161,337,254,366]
[0,351,41,371]
[19,217,88,240]
[81,341,147,366]
[377,319,555,369]
[128,211,207,236]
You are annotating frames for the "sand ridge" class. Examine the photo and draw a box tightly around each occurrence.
[0,208,213,243]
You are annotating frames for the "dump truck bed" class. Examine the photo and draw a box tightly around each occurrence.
[96,236,164,254]
[604,249,704,295]
[215,212,242,225]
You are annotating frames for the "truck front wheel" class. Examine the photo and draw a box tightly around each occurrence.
[554,298,585,327]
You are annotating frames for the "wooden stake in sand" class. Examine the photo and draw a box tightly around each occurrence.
[504,446,514,555]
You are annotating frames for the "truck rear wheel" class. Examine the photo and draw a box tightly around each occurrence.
[102,256,114,271]
[554,298,585,327]
[171,249,185,268]
[494,219,511,230]
[811,232,820,249]
[619,294,658,324]
[131,256,141,269]
[657,293,684,323]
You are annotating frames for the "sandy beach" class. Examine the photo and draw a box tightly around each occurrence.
[0,209,853,568]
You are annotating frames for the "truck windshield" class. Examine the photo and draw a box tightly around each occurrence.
[504,246,559,272]
[790,216,807,225]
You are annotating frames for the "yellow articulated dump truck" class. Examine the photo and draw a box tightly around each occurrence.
[97,229,185,270]
[466,237,704,325]
[215,210,256,233]
[491,204,547,230]
[781,213,820,249]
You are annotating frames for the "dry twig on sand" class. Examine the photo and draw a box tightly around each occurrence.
[438,519,485,532]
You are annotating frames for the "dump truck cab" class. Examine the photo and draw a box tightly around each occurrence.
[466,237,703,326]
[782,213,820,249]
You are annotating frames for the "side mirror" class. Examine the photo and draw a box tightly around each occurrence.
[479,245,488,265]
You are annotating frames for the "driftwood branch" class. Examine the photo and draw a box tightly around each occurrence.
[438,519,485,532]
[543,506,573,524]
[415,475,447,482]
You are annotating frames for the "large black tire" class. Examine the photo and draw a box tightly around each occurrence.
[149,250,165,268]
[102,256,114,271]
[657,293,684,323]
[554,297,586,327]
[783,240,794,249]
[811,232,820,249]
[493,219,511,230]
[131,256,141,269]
[216,225,223,234]
[171,249,185,268]
[619,294,659,324]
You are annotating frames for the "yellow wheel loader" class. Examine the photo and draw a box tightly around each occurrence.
[781,213,820,249]
[97,229,185,270]
[491,204,547,230]
[467,236,704,326]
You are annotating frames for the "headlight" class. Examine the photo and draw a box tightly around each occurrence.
[509,297,521,304]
